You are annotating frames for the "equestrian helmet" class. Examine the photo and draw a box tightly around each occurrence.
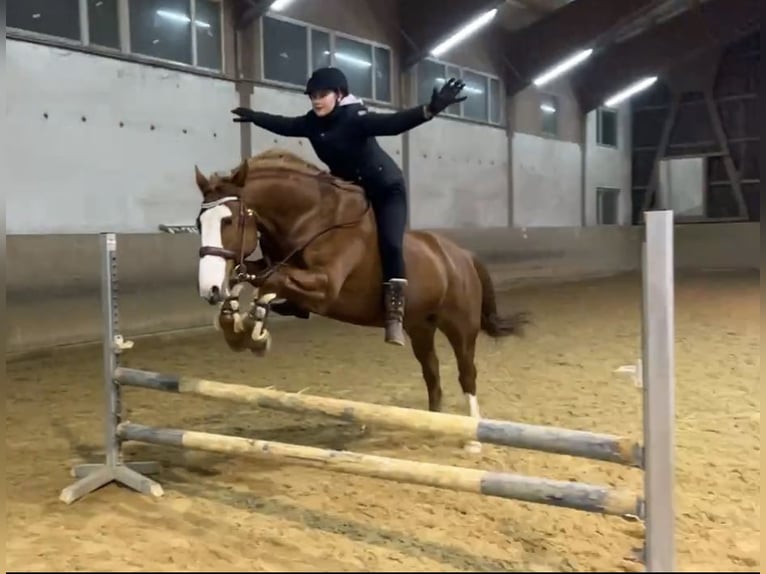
[304,66,349,95]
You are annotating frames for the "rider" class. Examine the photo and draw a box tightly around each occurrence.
[231,66,466,346]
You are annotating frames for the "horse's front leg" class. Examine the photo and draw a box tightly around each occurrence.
[213,259,271,352]
[243,238,365,354]
[245,262,357,352]
[213,278,255,352]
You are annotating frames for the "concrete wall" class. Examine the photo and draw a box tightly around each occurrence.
[512,131,582,227]
[509,82,632,228]
[7,40,240,234]
[6,3,624,235]
[408,118,508,228]
[2,1,511,236]
[509,82,584,227]
[7,223,759,357]
[583,104,633,226]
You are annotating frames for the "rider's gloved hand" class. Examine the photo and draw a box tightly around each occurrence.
[427,78,467,116]
[231,107,259,123]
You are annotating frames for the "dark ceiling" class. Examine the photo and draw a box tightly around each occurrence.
[232,0,760,112]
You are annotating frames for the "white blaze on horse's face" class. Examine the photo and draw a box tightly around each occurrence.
[198,203,233,301]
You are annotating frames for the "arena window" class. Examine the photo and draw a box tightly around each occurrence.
[540,93,559,137]
[260,14,394,105]
[416,58,504,126]
[597,106,619,148]
[7,0,224,72]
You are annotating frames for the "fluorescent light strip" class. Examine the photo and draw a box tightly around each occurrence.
[156,9,210,28]
[604,76,658,107]
[270,0,296,11]
[540,104,556,114]
[430,8,498,57]
[324,50,371,68]
[533,48,593,87]
[435,78,483,94]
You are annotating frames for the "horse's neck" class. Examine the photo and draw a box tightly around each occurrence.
[249,174,343,252]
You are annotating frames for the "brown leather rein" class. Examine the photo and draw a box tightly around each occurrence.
[197,194,370,286]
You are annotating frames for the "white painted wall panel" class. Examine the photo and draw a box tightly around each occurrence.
[408,118,508,229]
[583,104,632,226]
[512,132,582,227]
[6,40,240,234]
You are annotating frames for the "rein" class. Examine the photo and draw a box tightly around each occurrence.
[198,193,370,286]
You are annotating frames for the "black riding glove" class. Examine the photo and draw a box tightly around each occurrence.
[231,107,259,123]
[428,78,467,116]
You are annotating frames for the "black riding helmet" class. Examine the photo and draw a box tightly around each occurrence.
[304,66,349,96]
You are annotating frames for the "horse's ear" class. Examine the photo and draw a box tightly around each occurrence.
[194,165,209,194]
[231,159,249,188]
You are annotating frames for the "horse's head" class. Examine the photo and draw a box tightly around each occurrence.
[195,159,259,304]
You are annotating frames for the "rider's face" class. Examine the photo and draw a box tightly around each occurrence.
[310,90,339,117]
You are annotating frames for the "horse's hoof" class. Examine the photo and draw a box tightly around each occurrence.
[463,440,482,455]
[223,335,249,352]
[249,328,272,356]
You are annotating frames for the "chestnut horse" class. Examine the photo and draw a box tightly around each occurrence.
[194,149,529,452]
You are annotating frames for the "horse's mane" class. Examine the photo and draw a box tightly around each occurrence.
[239,148,363,194]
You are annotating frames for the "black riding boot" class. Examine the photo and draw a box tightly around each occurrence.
[383,278,407,346]
[270,300,310,320]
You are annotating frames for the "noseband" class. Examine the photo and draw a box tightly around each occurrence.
[197,195,258,281]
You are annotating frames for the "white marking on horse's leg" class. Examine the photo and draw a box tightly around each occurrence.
[198,204,233,298]
[214,283,246,333]
[466,393,481,418]
[251,292,278,337]
[229,283,246,333]
[257,292,278,305]
[463,393,483,454]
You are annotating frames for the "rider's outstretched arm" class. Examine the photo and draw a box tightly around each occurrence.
[354,78,467,137]
[355,105,433,137]
[231,108,309,137]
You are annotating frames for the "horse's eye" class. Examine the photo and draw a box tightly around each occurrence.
[221,216,233,226]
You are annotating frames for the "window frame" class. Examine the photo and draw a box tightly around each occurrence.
[6,0,226,74]
[596,186,621,225]
[539,92,559,137]
[596,106,619,148]
[416,57,505,127]
[259,13,394,106]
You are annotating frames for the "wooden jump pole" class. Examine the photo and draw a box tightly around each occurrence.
[117,422,642,518]
[114,366,643,467]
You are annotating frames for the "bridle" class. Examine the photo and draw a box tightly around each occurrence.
[197,193,371,288]
[197,195,259,284]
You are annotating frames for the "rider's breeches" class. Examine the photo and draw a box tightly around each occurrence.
[368,182,407,281]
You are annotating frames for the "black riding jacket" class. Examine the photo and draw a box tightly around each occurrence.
[244,98,432,194]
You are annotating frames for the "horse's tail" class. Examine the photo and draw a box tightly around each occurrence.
[472,255,530,338]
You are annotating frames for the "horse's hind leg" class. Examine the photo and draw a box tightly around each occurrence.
[407,322,442,412]
[440,319,482,454]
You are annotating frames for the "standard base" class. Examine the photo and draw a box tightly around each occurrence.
[70,460,161,478]
[60,461,164,504]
